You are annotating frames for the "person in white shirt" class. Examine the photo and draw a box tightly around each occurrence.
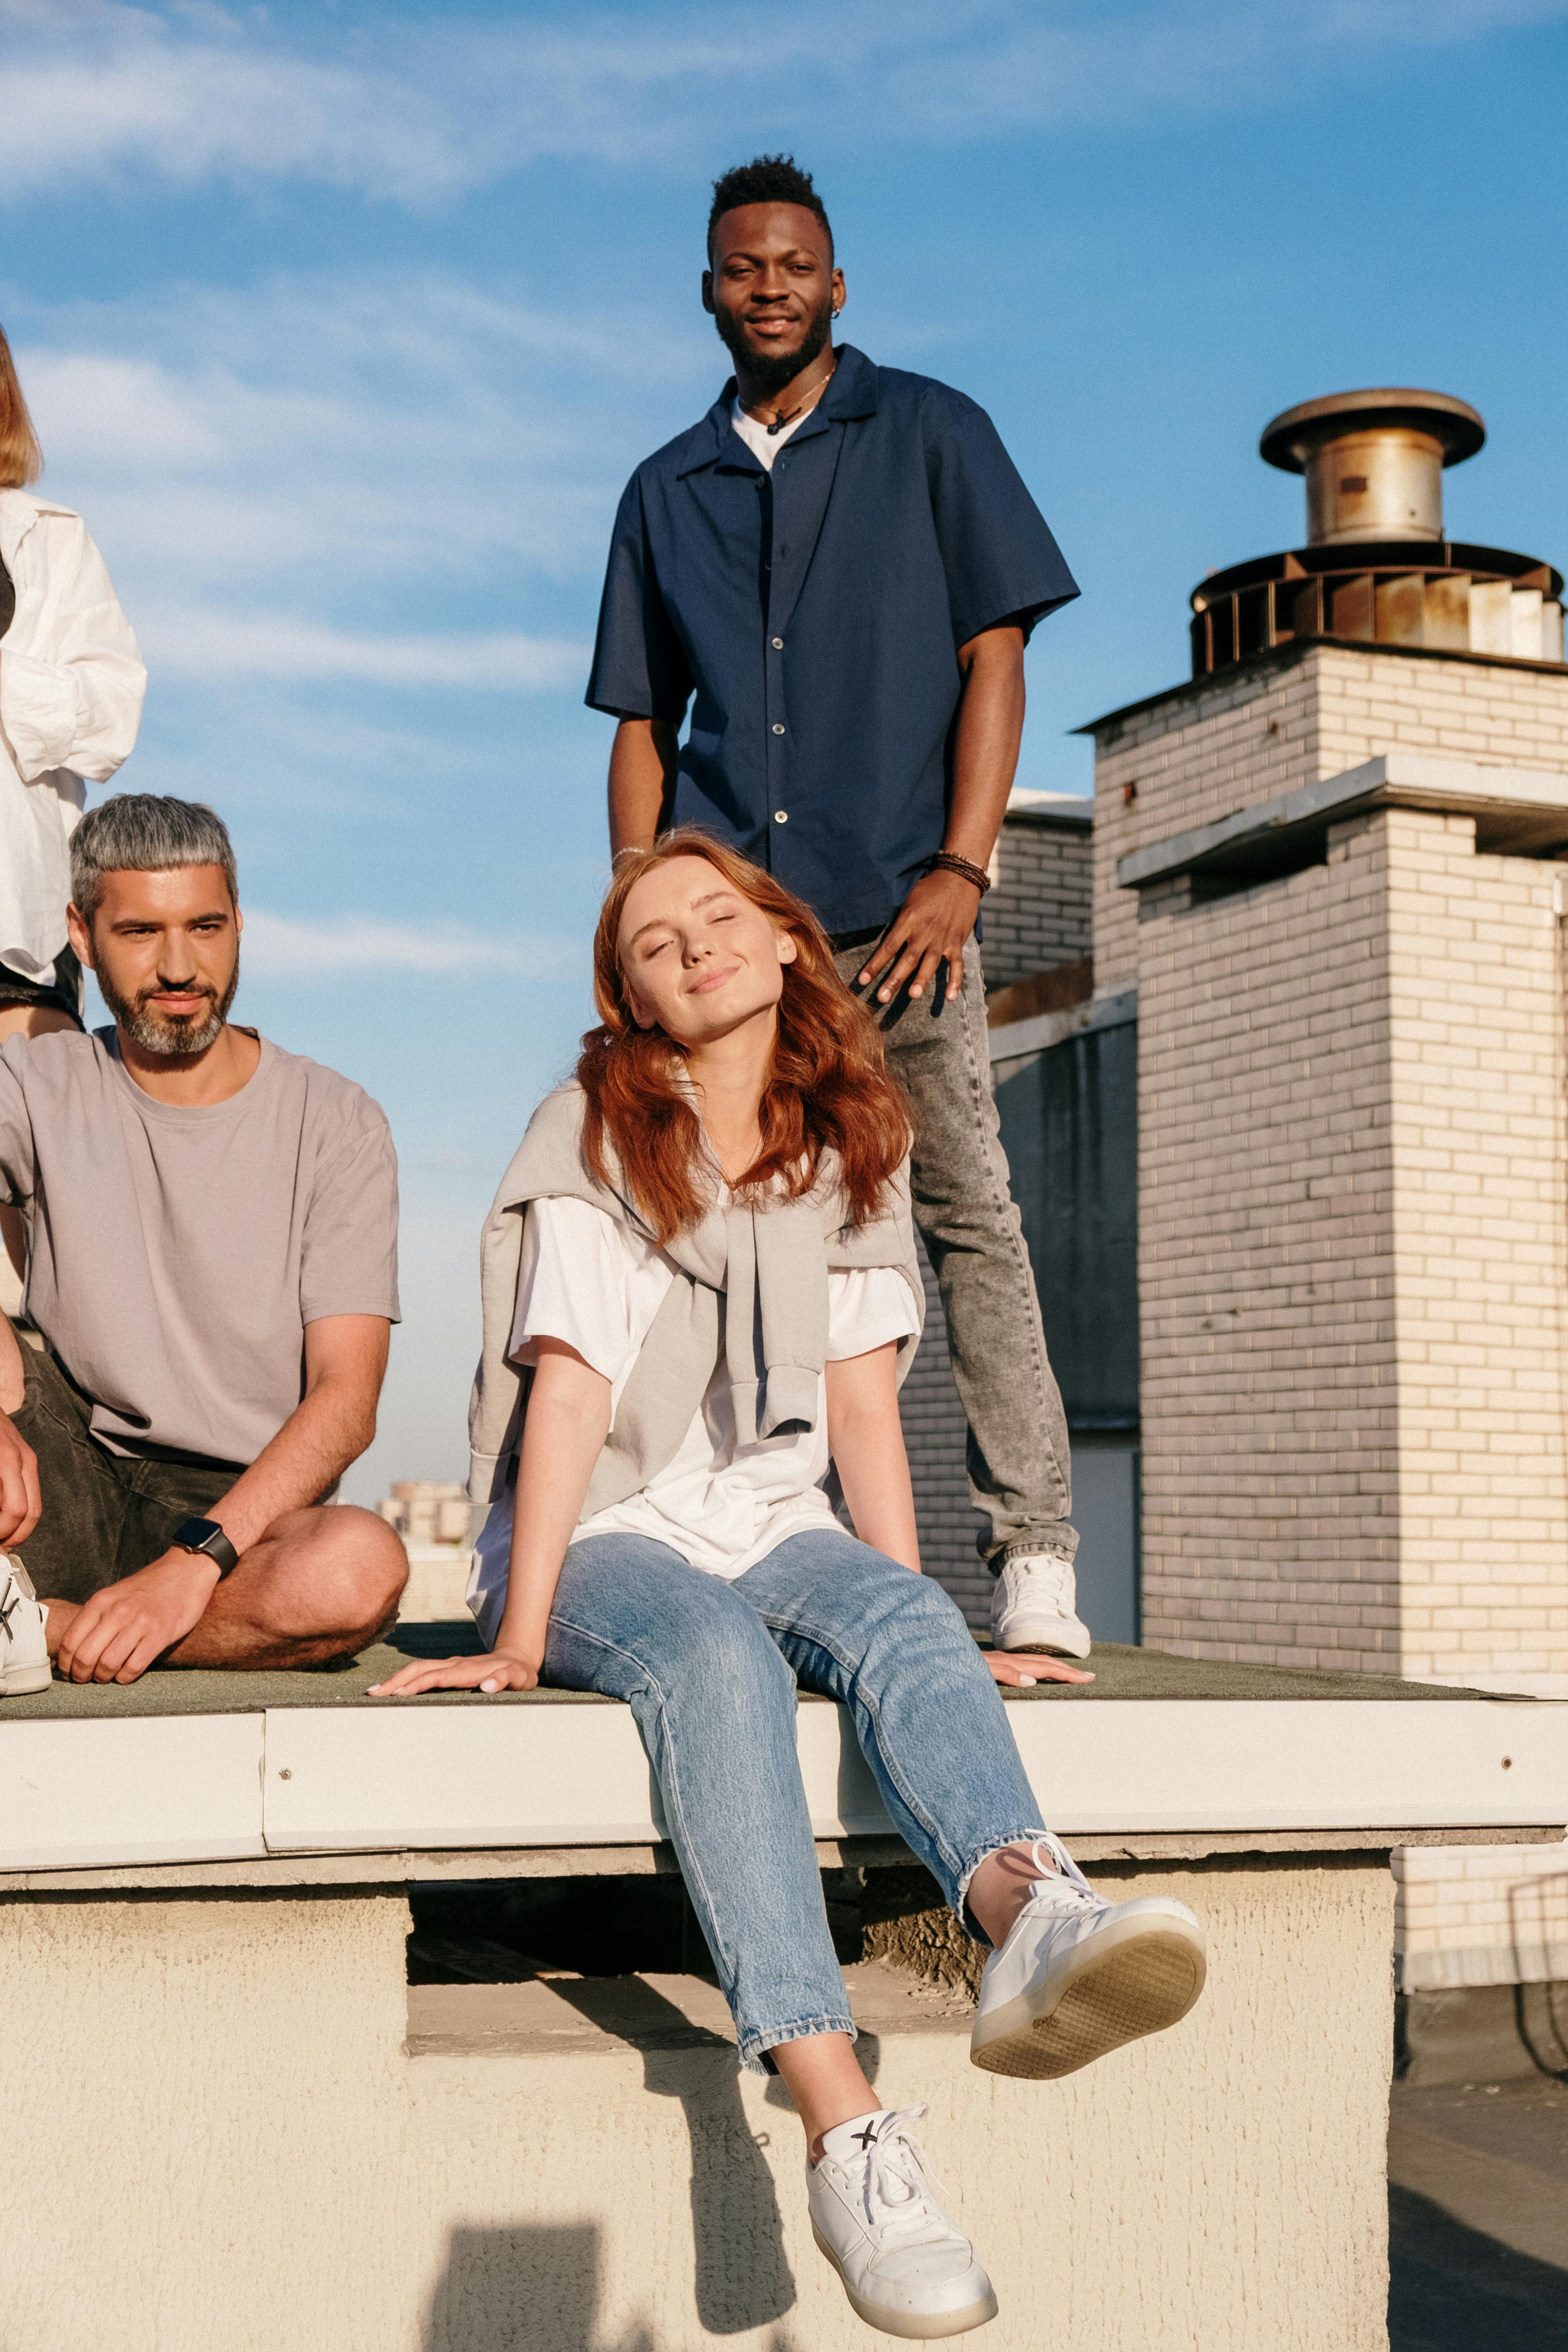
[0,318,146,1307]
[373,834,1206,2340]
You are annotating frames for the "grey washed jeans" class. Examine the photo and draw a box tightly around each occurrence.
[835,941,1076,1568]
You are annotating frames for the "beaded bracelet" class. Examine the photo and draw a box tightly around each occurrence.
[927,850,993,896]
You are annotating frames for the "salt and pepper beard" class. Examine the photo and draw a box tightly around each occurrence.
[96,950,240,1059]
[714,286,835,400]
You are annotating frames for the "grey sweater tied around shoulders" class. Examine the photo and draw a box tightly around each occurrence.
[467,1082,924,1514]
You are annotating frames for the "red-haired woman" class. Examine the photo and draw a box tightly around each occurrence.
[373,834,1205,2339]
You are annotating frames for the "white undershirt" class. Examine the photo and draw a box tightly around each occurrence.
[467,1196,919,1636]
[730,396,812,472]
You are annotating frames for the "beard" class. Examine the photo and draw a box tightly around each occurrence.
[714,289,834,398]
[98,953,239,1059]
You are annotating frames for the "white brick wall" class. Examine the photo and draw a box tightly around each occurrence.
[1395,1838,1568,1989]
[1107,636,1568,1979]
[1091,645,1568,998]
[985,811,1093,986]
[1135,809,1403,1672]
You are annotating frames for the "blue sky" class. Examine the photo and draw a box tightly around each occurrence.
[4,0,1566,1499]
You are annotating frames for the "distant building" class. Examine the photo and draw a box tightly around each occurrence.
[378,1480,473,1622]
[377,1480,472,1548]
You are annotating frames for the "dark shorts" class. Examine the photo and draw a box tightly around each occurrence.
[8,1328,239,1604]
[0,946,85,1028]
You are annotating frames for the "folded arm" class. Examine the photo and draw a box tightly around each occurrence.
[53,1313,392,1683]
[371,1338,611,1696]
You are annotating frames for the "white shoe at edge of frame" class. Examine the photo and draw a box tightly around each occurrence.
[808,2106,998,2338]
[971,1833,1207,2080]
[0,1554,51,1695]
[990,1552,1092,1660]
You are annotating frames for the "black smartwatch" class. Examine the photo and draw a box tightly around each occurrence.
[172,1516,241,1577]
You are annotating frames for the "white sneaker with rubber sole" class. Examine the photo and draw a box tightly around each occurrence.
[991,1552,1091,1659]
[971,1833,1207,2080]
[808,2106,998,2339]
[0,1555,51,1695]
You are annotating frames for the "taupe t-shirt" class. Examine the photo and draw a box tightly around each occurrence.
[0,1027,400,1466]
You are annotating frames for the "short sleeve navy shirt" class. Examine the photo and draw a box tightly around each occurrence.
[585,346,1079,938]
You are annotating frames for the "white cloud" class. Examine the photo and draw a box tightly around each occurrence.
[3,0,1565,204]
[240,908,584,981]
[138,607,587,689]
[8,272,708,681]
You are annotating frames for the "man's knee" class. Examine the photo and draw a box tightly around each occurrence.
[260,1504,407,1637]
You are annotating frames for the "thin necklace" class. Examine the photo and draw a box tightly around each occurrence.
[742,358,835,437]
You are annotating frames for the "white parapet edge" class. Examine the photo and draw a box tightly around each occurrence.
[2,1696,1561,1872]
[0,1715,267,1871]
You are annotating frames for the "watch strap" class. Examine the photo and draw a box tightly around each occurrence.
[172,1517,241,1577]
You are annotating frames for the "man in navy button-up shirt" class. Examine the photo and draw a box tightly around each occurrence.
[587,157,1091,1667]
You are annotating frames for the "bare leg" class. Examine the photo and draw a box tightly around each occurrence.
[770,2032,882,2162]
[966,1840,1057,1949]
[44,1505,406,1672]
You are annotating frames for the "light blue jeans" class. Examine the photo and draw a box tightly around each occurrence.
[539,1527,1048,2072]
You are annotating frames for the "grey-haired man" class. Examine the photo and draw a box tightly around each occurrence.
[0,793,406,1690]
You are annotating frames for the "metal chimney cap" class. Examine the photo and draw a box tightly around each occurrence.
[1260,388,1485,473]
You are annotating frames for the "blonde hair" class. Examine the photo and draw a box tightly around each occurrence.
[0,322,42,489]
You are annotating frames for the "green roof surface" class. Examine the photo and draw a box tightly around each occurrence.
[0,1626,1506,1722]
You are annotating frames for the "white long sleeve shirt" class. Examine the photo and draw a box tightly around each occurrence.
[0,490,146,983]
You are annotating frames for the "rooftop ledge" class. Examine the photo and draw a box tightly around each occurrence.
[1117,751,1568,893]
[2,1637,1560,1887]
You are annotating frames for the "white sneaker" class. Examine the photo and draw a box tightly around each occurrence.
[991,1552,1091,1658]
[808,2106,998,2339]
[971,1834,1206,2080]
[0,1555,51,1695]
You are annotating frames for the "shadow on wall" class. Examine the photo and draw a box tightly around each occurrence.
[420,1978,880,2347]
[1389,2182,1568,2350]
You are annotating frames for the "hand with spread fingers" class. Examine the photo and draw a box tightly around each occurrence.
[856,868,982,1008]
[984,1647,1093,1689]
[368,1649,540,1698]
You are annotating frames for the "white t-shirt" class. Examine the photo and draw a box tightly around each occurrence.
[730,396,813,473]
[0,492,145,983]
[468,1195,918,1631]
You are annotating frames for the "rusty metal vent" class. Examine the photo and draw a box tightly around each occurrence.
[1190,389,1564,677]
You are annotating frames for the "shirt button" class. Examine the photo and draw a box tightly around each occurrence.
[772,638,784,650]
[774,810,788,824]
[772,723,785,735]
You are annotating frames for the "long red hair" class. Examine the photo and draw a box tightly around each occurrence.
[577,830,911,1243]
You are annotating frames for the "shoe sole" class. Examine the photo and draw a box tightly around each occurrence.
[0,1663,51,1695]
[993,1620,1092,1660]
[970,1916,1207,2080]
[811,2225,999,2338]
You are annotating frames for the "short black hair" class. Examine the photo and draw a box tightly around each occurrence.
[707,155,833,264]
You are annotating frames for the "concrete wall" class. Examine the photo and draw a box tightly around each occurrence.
[1,1854,1395,2351]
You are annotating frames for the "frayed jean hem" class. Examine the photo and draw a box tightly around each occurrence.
[955,1827,1052,1946]
[740,2011,858,2076]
